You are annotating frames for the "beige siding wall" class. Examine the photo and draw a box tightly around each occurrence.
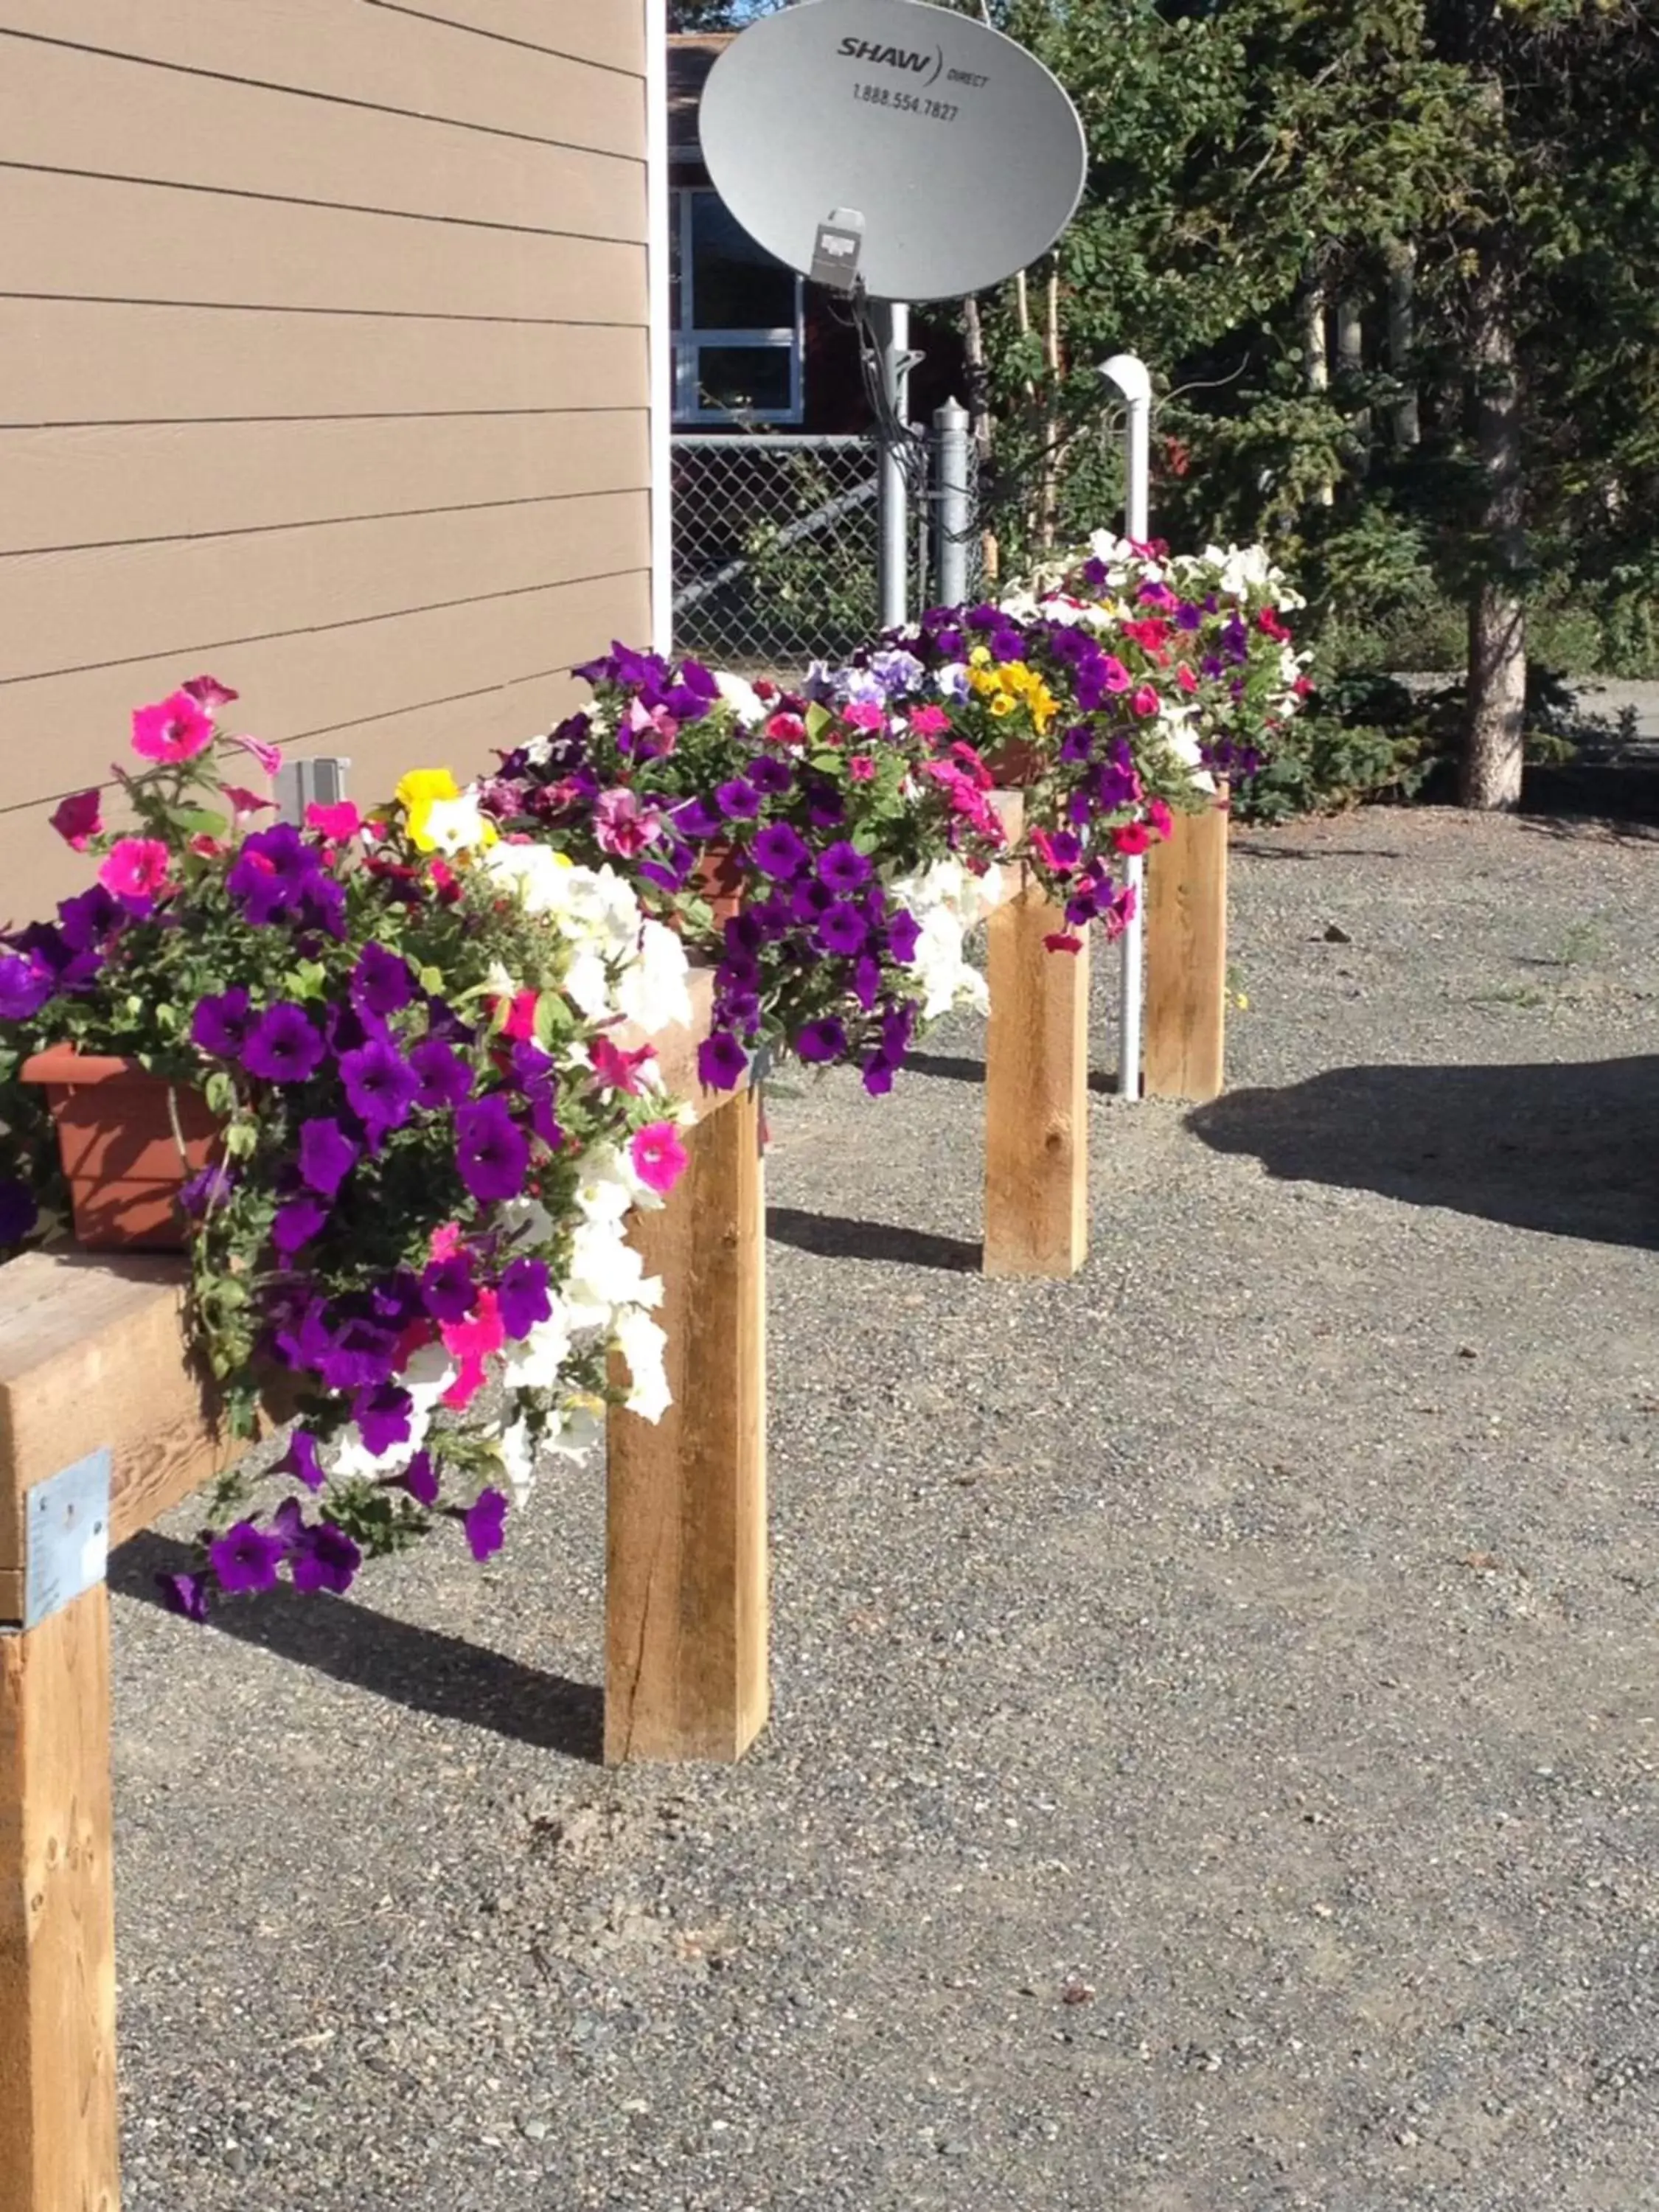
[0,0,653,918]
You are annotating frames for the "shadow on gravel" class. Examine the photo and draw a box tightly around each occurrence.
[1190,1054,1659,1248]
[767,1206,981,1271]
[111,1530,604,1759]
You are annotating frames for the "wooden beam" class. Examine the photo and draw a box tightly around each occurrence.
[0,1252,237,1604]
[0,1586,120,2212]
[1144,794,1229,1102]
[984,817,1091,1278]
[605,1088,768,1764]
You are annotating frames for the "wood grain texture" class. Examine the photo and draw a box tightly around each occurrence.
[984,860,1091,1279]
[606,1090,768,1764]
[0,3,644,153]
[2,490,650,685]
[0,35,645,241]
[1144,796,1229,1103]
[0,302,647,426]
[0,413,649,556]
[0,1253,237,1589]
[0,170,645,325]
[0,1585,120,2212]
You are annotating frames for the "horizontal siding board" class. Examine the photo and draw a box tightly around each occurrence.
[366,0,645,74]
[1,490,650,681]
[0,36,644,241]
[0,303,649,423]
[0,170,646,324]
[0,414,650,554]
[0,569,651,829]
[0,3,643,156]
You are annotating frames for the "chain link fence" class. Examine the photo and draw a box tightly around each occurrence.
[671,431,978,675]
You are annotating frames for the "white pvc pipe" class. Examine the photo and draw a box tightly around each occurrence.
[1100,355,1152,1101]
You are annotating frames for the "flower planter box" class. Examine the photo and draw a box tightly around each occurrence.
[692,840,745,928]
[19,1049,220,1253]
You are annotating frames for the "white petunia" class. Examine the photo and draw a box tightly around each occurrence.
[497,1418,538,1506]
[418,793,494,857]
[502,1304,574,1393]
[715,669,767,726]
[614,1307,673,1423]
[614,916,692,1034]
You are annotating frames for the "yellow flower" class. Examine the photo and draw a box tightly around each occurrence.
[969,667,1002,698]
[395,768,460,813]
[988,692,1018,718]
[968,644,993,667]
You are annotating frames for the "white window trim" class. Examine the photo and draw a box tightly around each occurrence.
[672,186,804,426]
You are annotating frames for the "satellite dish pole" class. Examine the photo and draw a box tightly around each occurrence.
[876,299,915,631]
[1100,352,1152,1103]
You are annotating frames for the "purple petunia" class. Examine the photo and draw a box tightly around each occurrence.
[748,755,793,796]
[276,1430,327,1492]
[462,1487,509,1563]
[698,1031,749,1091]
[403,1451,441,1508]
[353,1382,414,1458]
[0,1178,39,1245]
[669,796,723,842]
[192,987,254,1058]
[852,953,884,1011]
[796,1017,848,1065]
[272,1197,329,1258]
[299,1116,359,1199]
[818,841,872,894]
[885,909,922,964]
[499,1255,552,1340]
[209,1519,287,1597]
[715,777,761,821]
[411,1036,472,1112]
[226,823,325,926]
[0,951,54,1022]
[291,1520,361,1596]
[341,1040,420,1137]
[818,903,869,959]
[422,1253,476,1324]
[352,944,413,1022]
[159,1571,210,1623]
[242,1001,326,1084]
[863,1055,897,1097]
[454,1096,529,1206]
[178,1161,235,1218]
[751,821,810,880]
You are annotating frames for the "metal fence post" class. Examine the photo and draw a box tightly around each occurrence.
[933,397,973,611]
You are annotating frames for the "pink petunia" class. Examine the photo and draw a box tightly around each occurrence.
[188,833,226,859]
[1147,799,1174,841]
[909,705,951,737]
[590,1036,658,1096]
[99,837,172,900]
[441,1288,505,1411]
[848,754,877,782]
[131,692,215,765]
[1177,664,1200,694]
[594,787,660,860]
[222,785,275,824]
[765,712,807,747]
[841,701,884,734]
[1099,656,1132,695]
[1113,821,1153,858]
[227,733,284,778]
[306,799,362,841]
[630,1120,689,1197]
[181,675,239,711]
[429,1222,465,1262]
[1130,685,1161,719]
[1044,932,1085,955]
[499,990,540,1043]
[49,788,102,850]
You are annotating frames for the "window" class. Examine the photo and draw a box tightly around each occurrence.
[672,187,804,425]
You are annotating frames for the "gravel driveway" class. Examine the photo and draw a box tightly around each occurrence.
[111,805,1659,2211]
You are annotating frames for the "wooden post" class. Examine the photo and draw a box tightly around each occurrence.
[1144,793,1229,1102]
[0,1589,119,2212]
[605,1088,768,1764]
[984,789,1091,1279]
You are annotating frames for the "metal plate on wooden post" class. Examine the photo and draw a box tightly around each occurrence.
[19,1449,111,1632]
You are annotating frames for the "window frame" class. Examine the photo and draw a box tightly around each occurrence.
[672,185,804,427]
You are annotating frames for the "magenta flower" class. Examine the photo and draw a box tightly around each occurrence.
[131,691,215,765]
[49,788,103,850]
[305,799,361,841]
[630,1120,689,1197]
[209,1520,286,1596]
[454,1096,529,1206]
[594,787,659,858]
[98,837,172,901]
[462,1488,509,1563]
[1099,657,1131,695]
[227,733,284,778]
[182,675,239,711]
[242,1001,325,1084]
[1130,684,1161,718]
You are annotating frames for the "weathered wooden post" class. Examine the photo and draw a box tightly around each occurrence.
[982,790,1091,1279]
[605,978,769,1763]
[1,1255,240,2212]
[1144,790,1229,1103]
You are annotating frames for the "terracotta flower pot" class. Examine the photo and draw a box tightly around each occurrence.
[692,840,747,929]
[21,1048,222,1252]
[984,736,1047,787]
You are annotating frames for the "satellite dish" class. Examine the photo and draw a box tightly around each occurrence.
[700,0,1088,302]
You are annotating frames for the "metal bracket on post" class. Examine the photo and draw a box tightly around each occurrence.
[933,397,973,610]
[1099,352,1153,1102]
[274,755,352,827]
[4,1448,112,1635]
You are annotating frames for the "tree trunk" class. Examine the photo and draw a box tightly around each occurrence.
[1304,278,1333,504]
[1461,236,1527,810]
[1385,239,1421,448]
[961,293,999,588]
[1336,293,1371,469]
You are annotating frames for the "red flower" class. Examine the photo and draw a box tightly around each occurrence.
[1113,821,1153,858]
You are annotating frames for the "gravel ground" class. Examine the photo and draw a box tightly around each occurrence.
[111,806,1659,2211]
